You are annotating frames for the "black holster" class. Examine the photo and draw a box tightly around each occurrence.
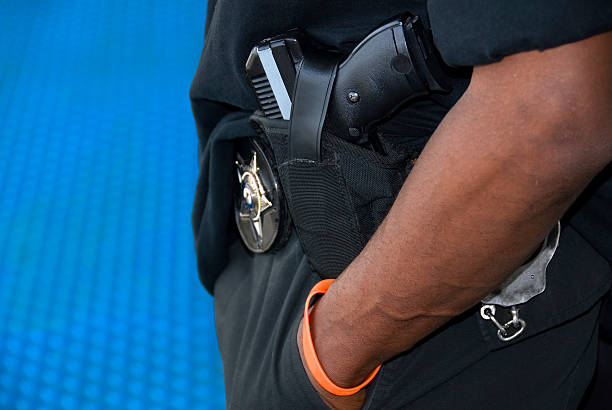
[250,112,420,278]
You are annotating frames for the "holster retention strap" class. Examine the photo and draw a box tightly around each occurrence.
[289,51,340,161]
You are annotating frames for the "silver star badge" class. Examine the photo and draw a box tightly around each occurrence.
[236,152,273,245]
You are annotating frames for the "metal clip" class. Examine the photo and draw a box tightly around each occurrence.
[480,304,526,342]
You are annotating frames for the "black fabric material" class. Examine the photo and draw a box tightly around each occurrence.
[190,105,255,292]
[568,165,612,340]
[601,295,612,342]
[213,233,328,409]
[427,0,612,67]
[581,338,612,410]
[250,113,291,165]
[278,158,363,277]
[324,132,419,241]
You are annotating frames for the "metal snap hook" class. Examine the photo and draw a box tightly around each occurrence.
[481,304,527,342]
[497,318,526,342]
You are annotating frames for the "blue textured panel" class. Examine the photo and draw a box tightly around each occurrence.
[0,1,225,408]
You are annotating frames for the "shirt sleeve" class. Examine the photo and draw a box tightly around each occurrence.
[427,0,612,67]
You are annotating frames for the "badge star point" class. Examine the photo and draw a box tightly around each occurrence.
[237,151,273,243]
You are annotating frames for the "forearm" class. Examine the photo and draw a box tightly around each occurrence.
[307,32,612,393]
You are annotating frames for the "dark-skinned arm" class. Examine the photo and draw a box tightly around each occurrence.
[297,30,612,409]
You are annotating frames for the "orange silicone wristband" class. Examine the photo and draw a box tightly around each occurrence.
[302,279,382,396]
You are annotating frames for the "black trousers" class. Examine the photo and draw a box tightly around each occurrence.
[214,231,602,409]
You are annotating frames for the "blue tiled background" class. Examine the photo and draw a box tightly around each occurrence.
[0,1,226,408]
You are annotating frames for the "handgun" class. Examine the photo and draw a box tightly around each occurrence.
[245,15,449,143]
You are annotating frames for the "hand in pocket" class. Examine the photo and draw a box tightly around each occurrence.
[296,318,367,410]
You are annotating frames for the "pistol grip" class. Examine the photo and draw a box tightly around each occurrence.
[325,16,449,140]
